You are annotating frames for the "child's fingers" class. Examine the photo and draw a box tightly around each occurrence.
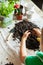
[24,30,30,34]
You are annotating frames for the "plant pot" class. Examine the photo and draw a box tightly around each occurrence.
[0,11,14,28]
[16,14,22,20]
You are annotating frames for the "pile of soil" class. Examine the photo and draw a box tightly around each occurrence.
[11,20,40,50]
[5,62,14,65]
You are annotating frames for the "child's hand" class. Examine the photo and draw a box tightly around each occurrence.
[22,30,30,41]
[33,28,41,37]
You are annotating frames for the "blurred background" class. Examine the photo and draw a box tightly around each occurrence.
[0,0,43,11]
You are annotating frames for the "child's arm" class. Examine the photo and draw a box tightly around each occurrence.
[20,30,30,63]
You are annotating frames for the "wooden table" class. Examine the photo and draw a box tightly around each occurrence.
[0,1,43,65]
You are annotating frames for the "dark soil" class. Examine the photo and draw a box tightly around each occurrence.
[5,62,14,65]
[10,20,40,50]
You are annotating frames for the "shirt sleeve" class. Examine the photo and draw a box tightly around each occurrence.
[24,56,32,65]
[24,56,37,65]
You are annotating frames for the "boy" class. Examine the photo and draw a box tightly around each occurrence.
[20,28,43,65]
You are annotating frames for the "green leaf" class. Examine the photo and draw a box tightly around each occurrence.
[0,2,14,17]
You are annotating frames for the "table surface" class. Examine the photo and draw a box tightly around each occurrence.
[0,1,43,65]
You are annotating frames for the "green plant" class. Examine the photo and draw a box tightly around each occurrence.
[0,2,14,17]
[17,8,21,15]
[14,0,19,3]
[8,0,19,3]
